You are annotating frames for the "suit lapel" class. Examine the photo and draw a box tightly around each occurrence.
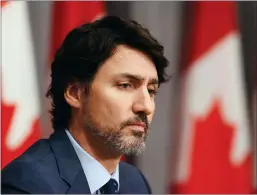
[49,130,90,194]
[66,170,90,194]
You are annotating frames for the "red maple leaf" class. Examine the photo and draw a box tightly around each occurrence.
[171,100,252,193]
[1,101,41,169]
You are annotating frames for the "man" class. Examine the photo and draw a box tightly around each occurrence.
[1,16,169,194]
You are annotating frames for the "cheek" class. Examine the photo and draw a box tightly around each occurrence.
[89,88,130,125]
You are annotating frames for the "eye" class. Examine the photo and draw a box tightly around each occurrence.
[148,89,157,97]
[117,83,132,89]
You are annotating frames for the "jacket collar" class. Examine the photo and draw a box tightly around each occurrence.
[49,130,90,194]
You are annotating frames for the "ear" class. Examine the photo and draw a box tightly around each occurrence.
[64,83,83,108]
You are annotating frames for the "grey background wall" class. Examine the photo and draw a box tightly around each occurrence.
[26,1,256,193]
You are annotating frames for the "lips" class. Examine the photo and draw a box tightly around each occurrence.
[127,122,146,132]
[130,122,146,128]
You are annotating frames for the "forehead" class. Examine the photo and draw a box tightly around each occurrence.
[98,45,158,79]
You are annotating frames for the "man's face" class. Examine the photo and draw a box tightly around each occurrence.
[79,45,158,155]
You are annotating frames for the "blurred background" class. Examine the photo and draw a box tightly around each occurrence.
[1,1,257,193]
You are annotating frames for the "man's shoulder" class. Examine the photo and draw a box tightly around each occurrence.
[1,138,67,193]
[119,161,152,193]
[3,138,52,168]
[119,161,145,178]
[119,161,140,174]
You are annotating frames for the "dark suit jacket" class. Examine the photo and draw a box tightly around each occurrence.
[1,130,151,194]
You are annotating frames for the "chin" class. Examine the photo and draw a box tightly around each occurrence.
[119,135,146,155]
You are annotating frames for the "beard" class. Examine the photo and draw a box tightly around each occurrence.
[82,109,149,156]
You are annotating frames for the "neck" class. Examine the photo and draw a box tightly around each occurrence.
[68,122,122,174]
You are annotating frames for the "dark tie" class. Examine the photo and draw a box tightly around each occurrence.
[99,178,119,194]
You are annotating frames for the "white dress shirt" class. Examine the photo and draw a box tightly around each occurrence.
[65,130,119,194]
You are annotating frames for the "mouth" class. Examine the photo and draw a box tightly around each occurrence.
[127,122,146,132]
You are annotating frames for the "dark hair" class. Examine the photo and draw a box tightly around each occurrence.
[46,16,169,130]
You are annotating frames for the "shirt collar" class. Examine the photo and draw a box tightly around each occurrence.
[65,129,119,194]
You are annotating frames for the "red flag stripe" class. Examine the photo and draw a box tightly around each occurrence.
[1,1,7,7]
[49,1,105,62]
[182,2,238,73]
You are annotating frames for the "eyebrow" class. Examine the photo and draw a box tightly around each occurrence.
[117,73,159,86]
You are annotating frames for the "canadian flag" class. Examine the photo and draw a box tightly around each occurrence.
[1,1,41,168]
[170,2,253,193]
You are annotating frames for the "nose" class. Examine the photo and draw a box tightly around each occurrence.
[132,88,155,116]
